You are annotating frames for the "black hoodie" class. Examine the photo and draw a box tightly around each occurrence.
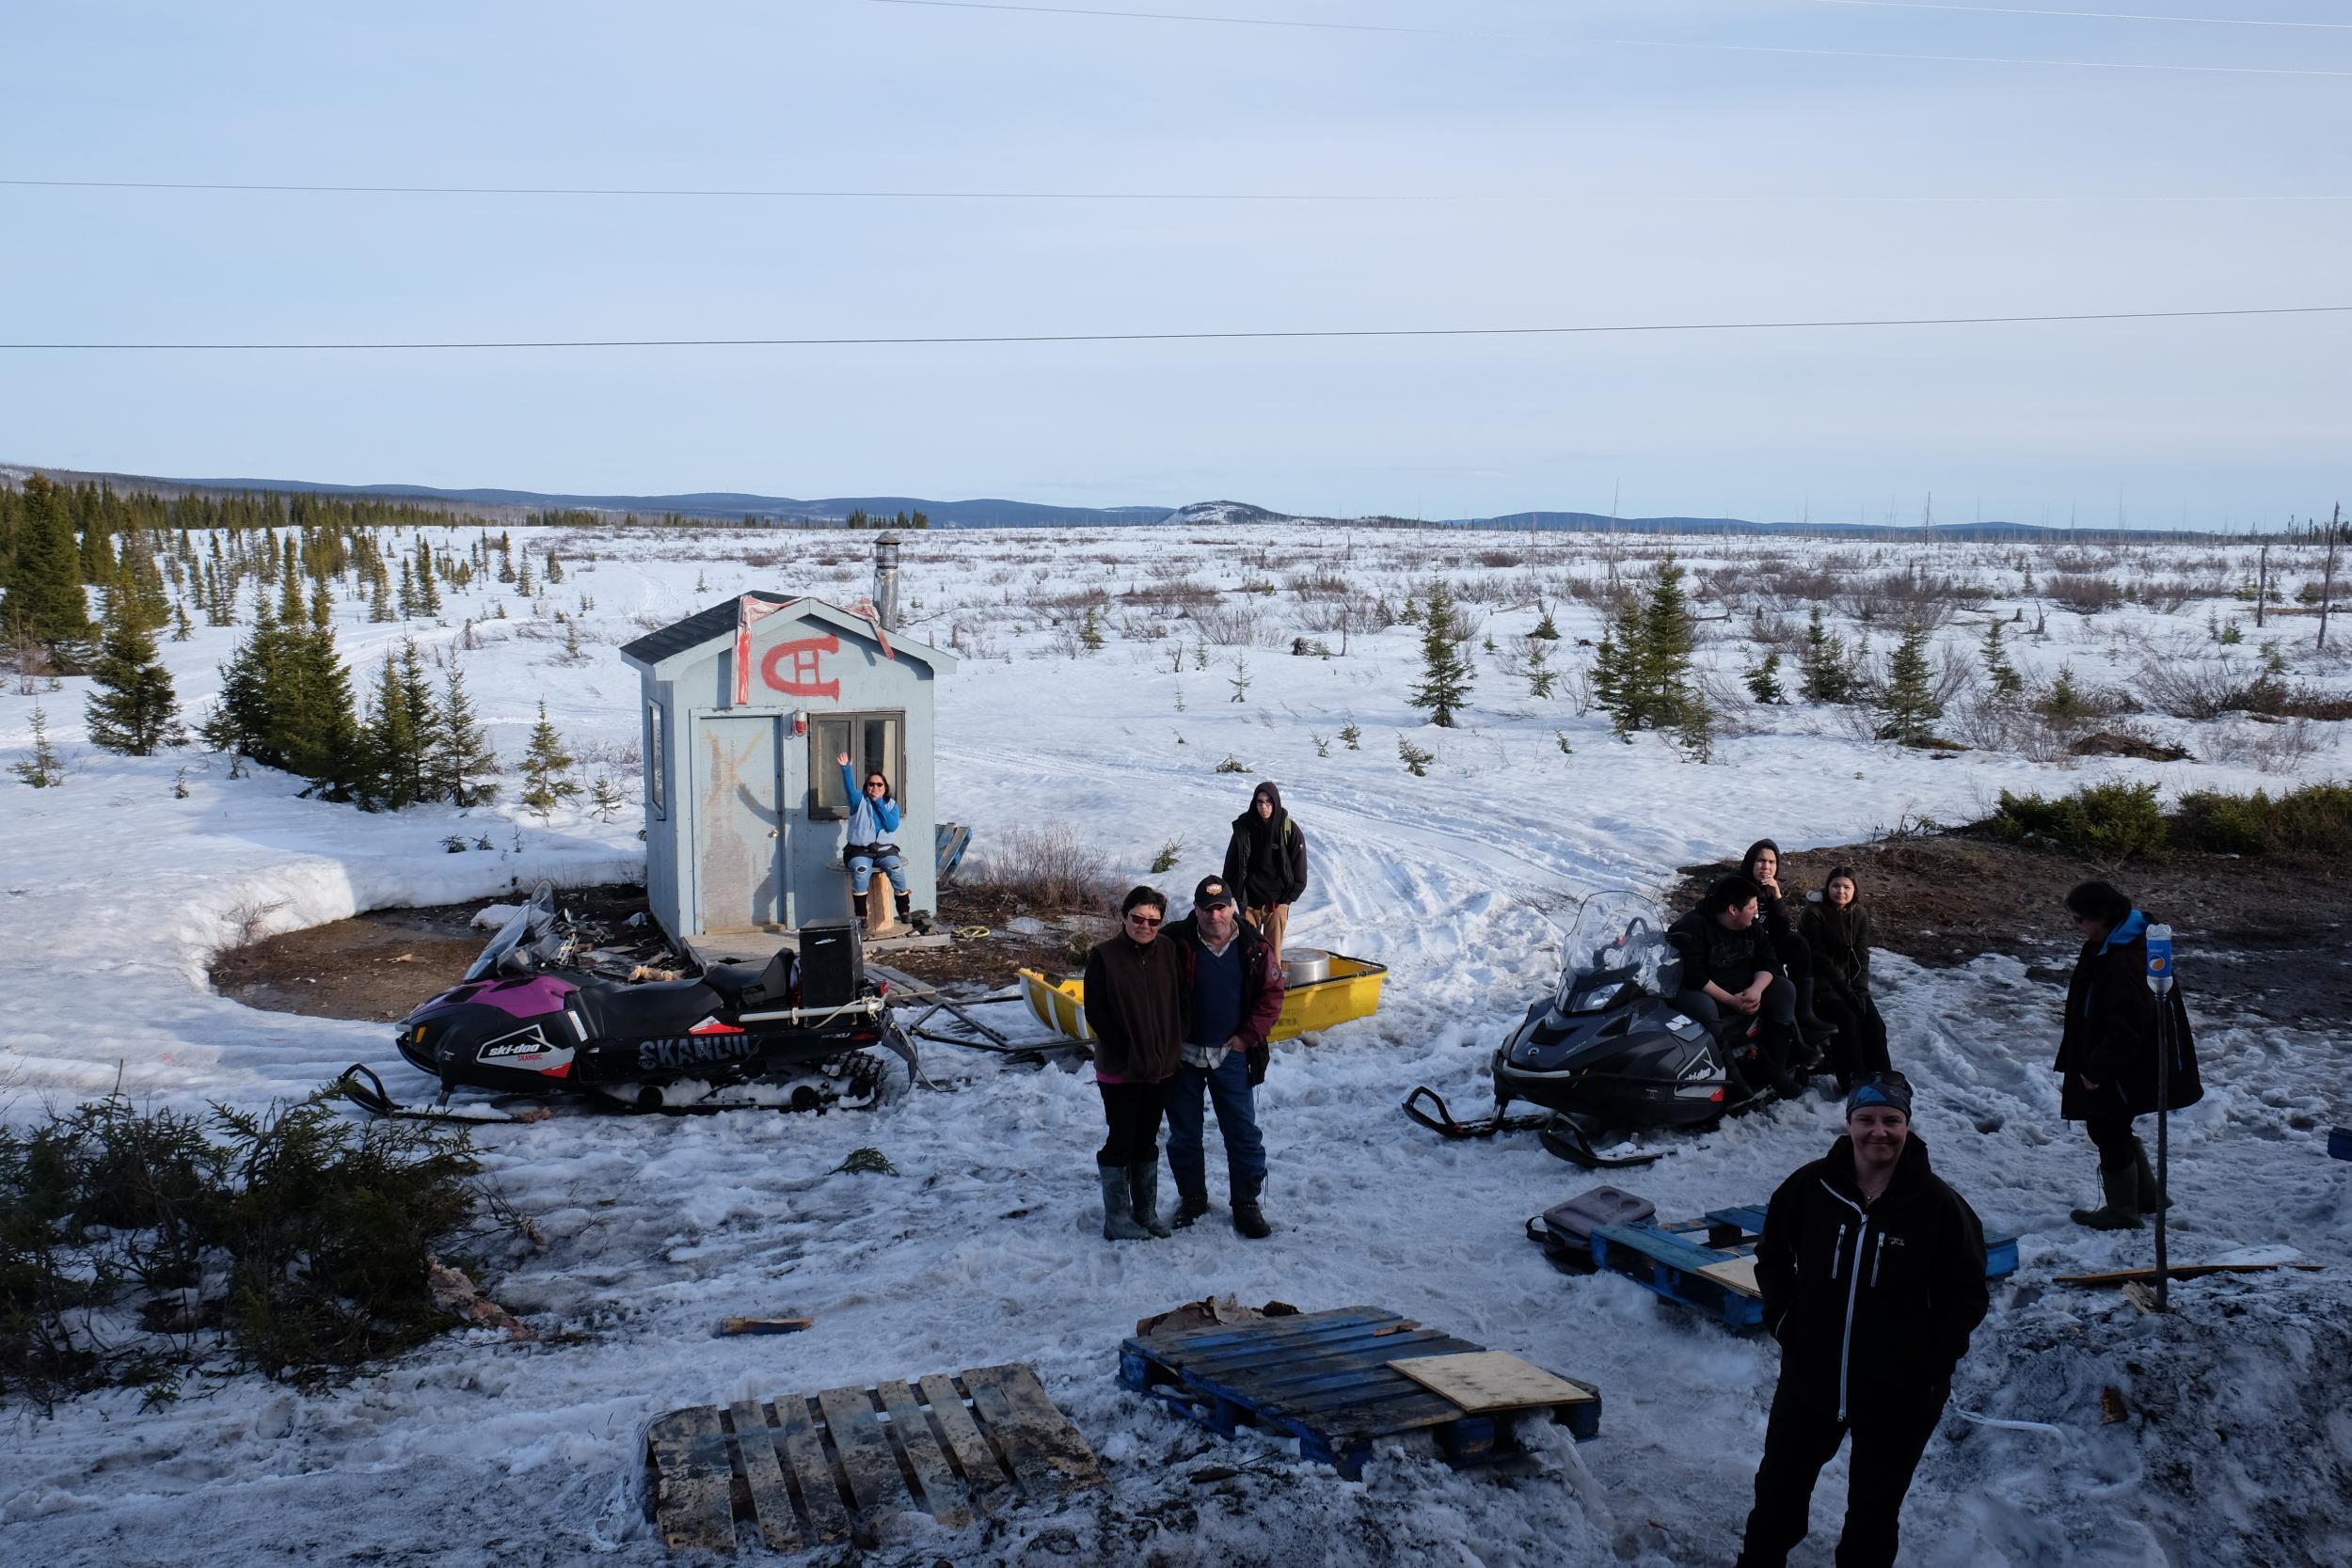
[1756,1132,1989,1419]
[1222,781,1309,908]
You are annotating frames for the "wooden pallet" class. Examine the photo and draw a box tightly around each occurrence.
[1591,1205,2021,1332]
[1119,1306,1601,1480]
[646,1362,1103,1554]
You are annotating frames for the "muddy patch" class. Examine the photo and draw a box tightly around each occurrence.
[1674,833,2349,1025]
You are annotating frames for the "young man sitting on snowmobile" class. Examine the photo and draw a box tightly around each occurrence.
[1666,876,1805,1099]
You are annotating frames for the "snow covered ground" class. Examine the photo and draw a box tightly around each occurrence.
[3,522,2348,1567]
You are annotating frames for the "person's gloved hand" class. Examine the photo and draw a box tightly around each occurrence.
[1246,1043,1270,1086]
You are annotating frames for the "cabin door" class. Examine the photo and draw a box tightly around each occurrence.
[692,715,784,932]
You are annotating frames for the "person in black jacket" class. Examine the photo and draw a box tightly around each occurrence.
[2056,879,2202,1230]
[1221,781,1309,968]
[1666,875,1804,1098]
[1737,1072,1990,1568]
[1800,864,1892,1095]
[1741,839,1836,1053]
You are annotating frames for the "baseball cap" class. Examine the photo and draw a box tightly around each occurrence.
[1193,877,1235,911]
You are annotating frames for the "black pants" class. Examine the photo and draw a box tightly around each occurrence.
[1738,1383,1947,1568]
[1677,978,1798,1069]
[1771,928,1814,982]
[1097,1081,1167,1168]
[1815,986,1891,1084]
[2084,1113,2138,1171]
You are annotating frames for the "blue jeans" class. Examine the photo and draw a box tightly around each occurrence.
[1165,1051,1266,1202]
[849,852,907,895]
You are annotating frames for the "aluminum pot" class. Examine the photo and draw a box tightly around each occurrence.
[1283,948,1334,987]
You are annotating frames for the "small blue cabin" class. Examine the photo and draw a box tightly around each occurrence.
[618,551,954,957]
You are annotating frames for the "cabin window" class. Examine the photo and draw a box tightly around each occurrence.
[646,703,667,820]
[809,711,905,820]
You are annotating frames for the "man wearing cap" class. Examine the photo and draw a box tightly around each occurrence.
[1161,877,1286,1239]
[1735,1073,1991,1568]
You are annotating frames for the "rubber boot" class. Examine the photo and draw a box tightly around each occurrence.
[1170,1183,1211,1229]
[2132,1139,2170,1214]
[1099,1165,1152,1241]
[1794,978,1837,1057]
[1128,1163,1172,1239]
[1761,1022,1806,1100]
[2071,1163,2143,1231]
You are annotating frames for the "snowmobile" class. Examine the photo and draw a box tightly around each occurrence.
[1403,895,1769,1168]
[340,884,917,1120]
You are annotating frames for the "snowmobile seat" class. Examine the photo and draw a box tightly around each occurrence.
[1543,1186,1657,1251]
[700,963,770,1001]
[575,976,724,1040]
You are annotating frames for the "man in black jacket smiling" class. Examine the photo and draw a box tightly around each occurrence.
[1735,1071,1990,1568]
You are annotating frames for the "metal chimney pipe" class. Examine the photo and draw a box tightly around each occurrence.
[871,535,900,630]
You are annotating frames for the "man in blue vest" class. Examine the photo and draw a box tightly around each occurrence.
[1162,877,1286,1238]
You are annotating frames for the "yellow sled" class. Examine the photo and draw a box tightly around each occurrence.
[1016,953,1388,1045]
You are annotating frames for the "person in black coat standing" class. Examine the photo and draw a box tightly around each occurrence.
[2056,879,2201,1230]
[1221,781,1309,968]
[1800,864,1893,1095]
[1737,1072,1990,1568]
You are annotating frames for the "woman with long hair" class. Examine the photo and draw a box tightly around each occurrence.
[1800,865,1892,1095]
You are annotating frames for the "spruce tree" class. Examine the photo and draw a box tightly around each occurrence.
[1530,606,1561,641]
[415,546,443,617]
[1980,618,2023,701]
[368,572,394,623]
[545,550,564,585]
[1745,649,1788,705]
[171,601,195,641]
[11,705,64,787]
[360,641,437,808]
[1877,622,1943,745]
[2,474,96,665]
[1597,559,1702,740]
[1406,579,1474,728]
[516,554,535,597]
[84,596,181,754]
[1799,605,1856,704]
[588,773,625,823]
[518,700,580,818]
[427,662,501,807]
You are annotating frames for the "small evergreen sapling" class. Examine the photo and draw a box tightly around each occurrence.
[588,773,626,823]
[1800,605,1857,704]
[1398,736,1435,776]
[1744,649,1787,705]
[11,705,64,787]
[518,700,580,819]
[1981,619,2024,701]
[1876,623,1944,745]
[85,598,182,755]
[1407,579,1474,728]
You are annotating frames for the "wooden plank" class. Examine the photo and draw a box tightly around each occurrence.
[876,1378,973,1529]
[960,1364,1105,1497]
[2056,1260,2323,1287]
[916,1372,1017,1514]
[646,1405,737,1554]
[774,1391,854,1545]
[1696,1257,1763,1298]
[725,1400,803,1554]
[817,1385,916,1519]
[1137,1306,1391,1353]
[1384,1352,1597,1414]
[717,1316,813,1337]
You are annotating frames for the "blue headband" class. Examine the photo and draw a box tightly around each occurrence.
[1847,1077,1913,1118]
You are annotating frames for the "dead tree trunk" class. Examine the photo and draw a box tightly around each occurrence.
[2320,503,2342,652]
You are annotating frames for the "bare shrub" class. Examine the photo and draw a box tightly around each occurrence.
[1193,601,1283,647]
[2205,718,2330,775]
[222,897,289,950]
[959,824,1118,913]
[2044,574,2122,613]
[2136,659,2284,720]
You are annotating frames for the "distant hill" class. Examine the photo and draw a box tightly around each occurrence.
[7,463,2190,540]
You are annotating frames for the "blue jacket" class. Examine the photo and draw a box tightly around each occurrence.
[843,762,901,848]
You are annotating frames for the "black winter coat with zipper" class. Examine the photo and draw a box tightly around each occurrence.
[1756,1134,1988,1418]
[2056,926,2202,1121]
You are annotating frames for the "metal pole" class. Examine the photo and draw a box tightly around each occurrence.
[2145,923,2175,1313]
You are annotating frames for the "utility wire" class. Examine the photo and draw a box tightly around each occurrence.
[862,0,2352,74]
[5,177,2348,204]
[1807,1,2352,30]
[6,303,2347,352]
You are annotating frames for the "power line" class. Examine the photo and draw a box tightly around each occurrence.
[861,0,2352,75]
[5,177,2349,204]
[1806,1,2352,30]
[13,177,2352,204]
[7,303,2347,352]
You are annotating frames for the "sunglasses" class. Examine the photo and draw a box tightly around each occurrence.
[865,780,887,791]
[1125,911,1164,927]
[1852,1070,1913,1095]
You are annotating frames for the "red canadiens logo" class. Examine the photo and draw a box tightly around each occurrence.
[761,634,840,699]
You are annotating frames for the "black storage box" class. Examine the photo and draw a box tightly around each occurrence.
[798,920,864,1007]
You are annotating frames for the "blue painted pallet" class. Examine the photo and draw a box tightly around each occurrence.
[1591,1206,2021,1334]
[935,822,972,883]
[2330,1127,2352,1162]
[1119,1306,1601,1480]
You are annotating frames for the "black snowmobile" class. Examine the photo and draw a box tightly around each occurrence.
[340,884,917,1120]
[1404,896,1769,1167]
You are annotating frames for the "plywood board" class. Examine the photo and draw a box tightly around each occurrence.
[1384,1351,1597,1414]
[1696,1256,1763,1297]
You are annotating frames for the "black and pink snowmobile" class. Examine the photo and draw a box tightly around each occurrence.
[342,885,916,1119]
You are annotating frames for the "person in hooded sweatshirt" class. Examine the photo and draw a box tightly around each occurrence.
[1220,781,1309,968]
[2056,879,2201,1231]
[1735,1072,1989,1568]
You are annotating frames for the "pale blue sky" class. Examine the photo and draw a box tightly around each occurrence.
[4,1,2346,525]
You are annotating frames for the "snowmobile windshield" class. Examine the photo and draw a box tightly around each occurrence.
[463,884,560,981]
[1556,896,1678,1012]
